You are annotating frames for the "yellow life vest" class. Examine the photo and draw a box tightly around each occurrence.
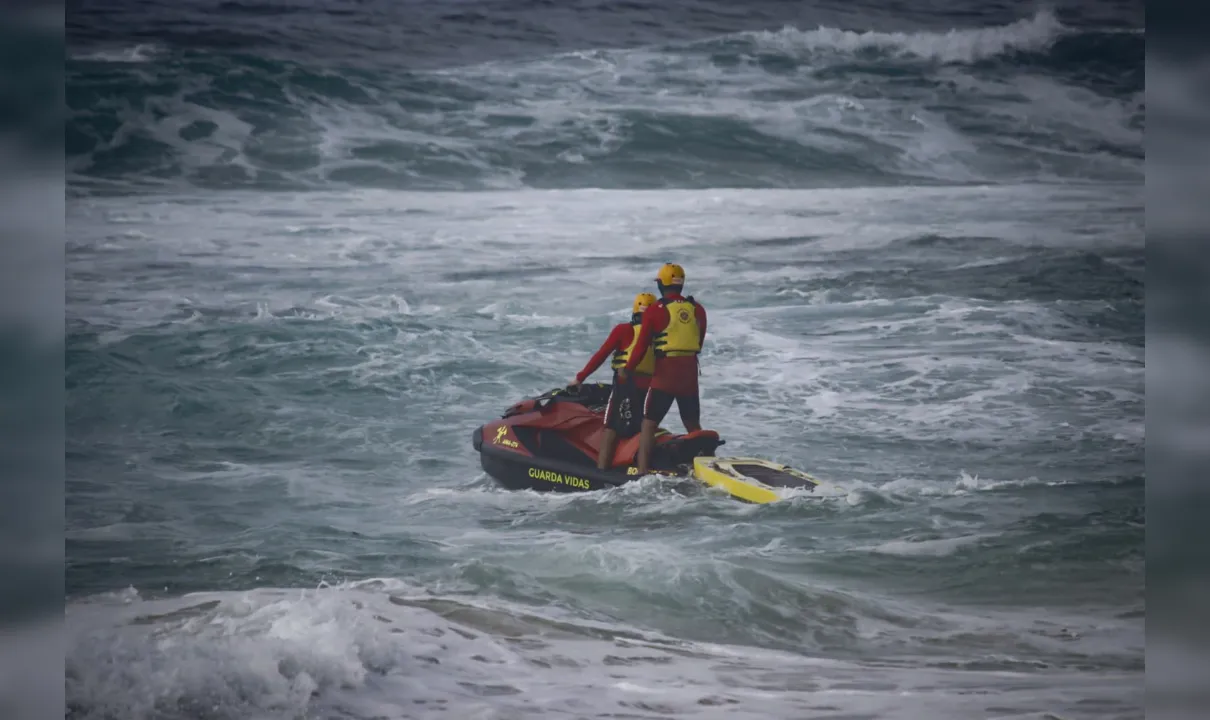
[653,297,702,358]
[611,321,655,375]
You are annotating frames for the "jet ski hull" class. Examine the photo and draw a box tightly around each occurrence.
[473,425,683,493]
[472,383,724,494]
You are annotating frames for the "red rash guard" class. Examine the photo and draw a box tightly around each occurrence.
[624,291,707,395]
[576,322,652,390]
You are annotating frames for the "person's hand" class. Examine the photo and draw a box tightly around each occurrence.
[568,378,581,388]
[616,369,629,384]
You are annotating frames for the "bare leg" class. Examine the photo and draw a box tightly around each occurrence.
[635,418,658,474]
[598,428,618,470]
[678,395,701,433]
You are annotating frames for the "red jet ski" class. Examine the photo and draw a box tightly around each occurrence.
[472,382,725,493]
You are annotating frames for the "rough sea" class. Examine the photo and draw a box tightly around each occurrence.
[64,1,1145,718]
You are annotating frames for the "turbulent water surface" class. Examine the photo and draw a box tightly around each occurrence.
[66,1,1144,718]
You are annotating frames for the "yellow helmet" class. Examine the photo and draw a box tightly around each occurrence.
[656,263,685,287]
[632,292,657,314]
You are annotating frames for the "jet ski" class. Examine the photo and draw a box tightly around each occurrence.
[471,383,826,502]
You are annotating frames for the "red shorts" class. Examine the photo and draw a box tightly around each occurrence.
[650,356,698,395]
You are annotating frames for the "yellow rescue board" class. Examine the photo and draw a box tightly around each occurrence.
[692,456,823,504]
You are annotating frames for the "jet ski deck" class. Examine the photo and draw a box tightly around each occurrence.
[472,383,825,503]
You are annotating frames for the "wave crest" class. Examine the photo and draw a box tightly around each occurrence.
[736,9,1067,64]
[67,11,1142,194]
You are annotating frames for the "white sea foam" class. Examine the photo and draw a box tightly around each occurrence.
[67,183,1141,481]
[67,10,1140,193]
[63,582,1142,720]
[743,10,1068,65]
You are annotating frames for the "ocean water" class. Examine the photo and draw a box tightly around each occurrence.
[65,1,1145,718]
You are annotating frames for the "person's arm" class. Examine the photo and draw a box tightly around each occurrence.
[696,303,707,348]
[624,306,660,373]
[575,324,628,383]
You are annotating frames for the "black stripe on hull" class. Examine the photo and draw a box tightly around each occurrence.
[479,447,637,493]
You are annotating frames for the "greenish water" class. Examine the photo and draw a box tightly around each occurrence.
[66,2,1144,717]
